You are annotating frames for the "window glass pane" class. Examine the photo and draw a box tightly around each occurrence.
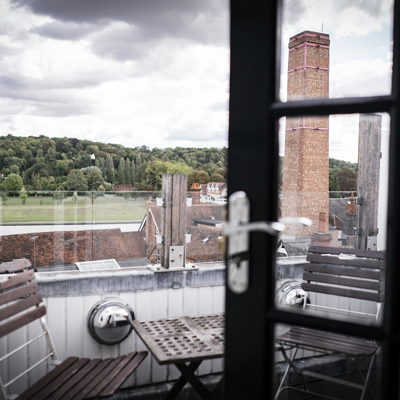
[279,0,394,101]
[274,323,382,399]
[277,113,389,325]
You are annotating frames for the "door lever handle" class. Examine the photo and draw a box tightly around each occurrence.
[225,191,311,294]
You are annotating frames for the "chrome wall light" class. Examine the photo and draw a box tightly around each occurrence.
[87,298,135,345]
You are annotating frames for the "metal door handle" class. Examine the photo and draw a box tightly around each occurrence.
[225,191,311,294]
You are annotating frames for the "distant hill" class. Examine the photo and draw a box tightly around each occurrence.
[0,134,227,192]
[329,158,357,174]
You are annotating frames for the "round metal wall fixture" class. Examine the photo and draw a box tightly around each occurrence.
[87,298,135,345]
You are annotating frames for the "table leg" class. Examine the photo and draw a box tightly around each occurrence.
[174,362,211,400]
[165,361,203,400]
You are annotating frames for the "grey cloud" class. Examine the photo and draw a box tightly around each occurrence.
[10,0,228,46]
[30,21,99,41]
[283,0,307,24]
[333,0,391,17]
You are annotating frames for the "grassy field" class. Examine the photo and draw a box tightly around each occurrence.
[0,194,148,223]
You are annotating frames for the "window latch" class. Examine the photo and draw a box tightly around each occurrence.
[224,191,311,294]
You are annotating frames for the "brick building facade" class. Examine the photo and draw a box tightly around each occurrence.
[0,229,147,268]
[282,31,330,236]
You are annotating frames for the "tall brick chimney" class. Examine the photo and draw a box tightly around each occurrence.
[282,31,330,236]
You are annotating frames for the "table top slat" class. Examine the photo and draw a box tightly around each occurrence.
[131,314,224,365]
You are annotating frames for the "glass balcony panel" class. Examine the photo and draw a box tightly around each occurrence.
[277,113,389,326]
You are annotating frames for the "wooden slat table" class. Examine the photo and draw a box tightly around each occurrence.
[132,314,224,400]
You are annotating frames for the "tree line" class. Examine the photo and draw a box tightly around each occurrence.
[0,135,227,193]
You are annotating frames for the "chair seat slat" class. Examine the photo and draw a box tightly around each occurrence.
[286,328,377,350]
[306,254,384,269]
[100,352,148,397]
[0,282,39,307]
[47,359,102,400]
[71,357,124,400]
[301,282,382,301]
[304,264,382,280]
[58,359,114,400]
[0,271,35,291]
[0,305,46,339]
[0,293,43,322]
[31,358,90,400]
[278,329,378,356]
[17,357,79,400]
[303,273,380,290]
[86,354,136,399]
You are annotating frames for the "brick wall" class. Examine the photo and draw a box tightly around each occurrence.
[282,31,330,235]
[0,229,147,267]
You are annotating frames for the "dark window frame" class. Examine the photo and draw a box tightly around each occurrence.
[225,1,400,399]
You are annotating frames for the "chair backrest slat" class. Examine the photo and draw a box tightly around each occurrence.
[0,271,36,291]
[0,293,43,323]
[306,254,384,269]
[303,246,385,305]
[0,305,46,339]
[304,264,382,280]
[303,273,380,291]
[301,282,383,302]
[308,245,386,260]
[0,282,39,307]
[0,259,32,274]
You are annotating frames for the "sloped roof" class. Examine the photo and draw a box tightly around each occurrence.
[329,198,357,236]
[281,237,311,257]
[186,226,224,262]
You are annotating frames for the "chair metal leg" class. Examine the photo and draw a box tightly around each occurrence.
[359,354,375,400]
[274,345,301,400]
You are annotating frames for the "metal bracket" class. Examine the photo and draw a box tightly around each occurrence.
[156,198,192,207]
[354,197,363,205]
[156,235,163,244]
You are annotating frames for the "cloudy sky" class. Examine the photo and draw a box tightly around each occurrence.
[0,0,394,161]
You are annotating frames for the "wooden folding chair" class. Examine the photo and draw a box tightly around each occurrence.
[275,246,385,400]
[0,259,148,400]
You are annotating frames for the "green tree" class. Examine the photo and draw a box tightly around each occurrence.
[118,158,125,184]
[53,189,65,204]
[105,154,115,184]
[87,170,105,191]
[329,172,341,198]
[130,161,135,186]
[125,159,131,186]
[209,173,225,182]
[66,170,88,191]
[2,192,8,205]
[122,192,130,203]
[4,173,23,194]
[19,187,28,205]
[145,161,192,191]
[336,167,357,192]
[72,191,78,205]
[187,170,210,189]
